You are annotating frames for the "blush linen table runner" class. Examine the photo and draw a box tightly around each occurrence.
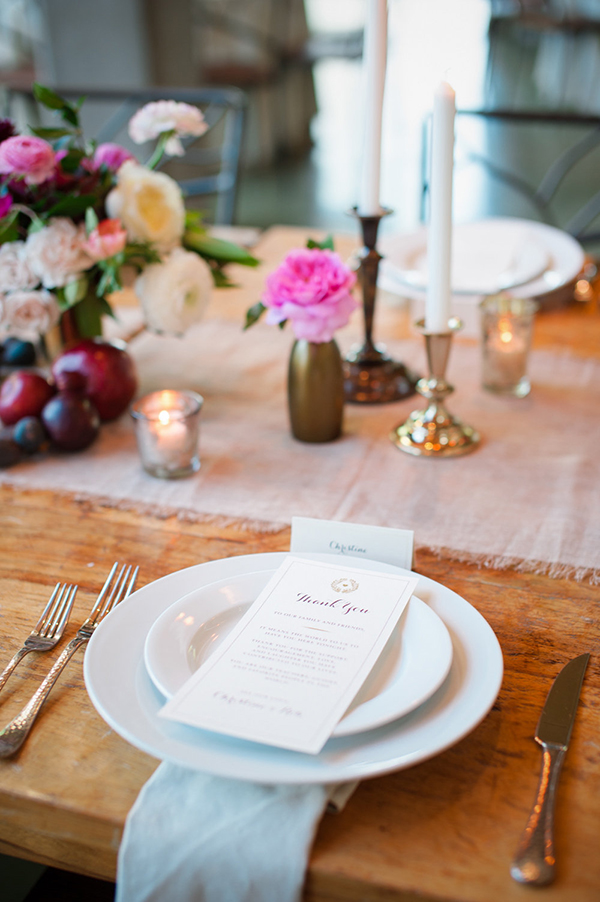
[2,315,600,583]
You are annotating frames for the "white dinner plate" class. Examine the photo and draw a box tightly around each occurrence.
[380,217,584,299]
[84,552,504,785]
[143,569,454,738]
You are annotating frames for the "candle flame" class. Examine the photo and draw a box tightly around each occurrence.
[158,410,171,425]
[500,330,513,344]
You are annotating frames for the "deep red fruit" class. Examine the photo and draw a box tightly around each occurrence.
[51,339,137,421]
[41,392,100,451]
[0,371,55,426]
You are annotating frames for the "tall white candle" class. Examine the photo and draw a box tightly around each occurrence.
[425,81,456,332]
[358,0,387,216]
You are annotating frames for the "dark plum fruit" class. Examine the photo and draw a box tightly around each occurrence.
[13,416,47,454]
[2,338,36,367]
[41,392,100,452]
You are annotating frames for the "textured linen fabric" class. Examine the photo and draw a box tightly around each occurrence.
[2,317,600,580]
[116,763,350,902]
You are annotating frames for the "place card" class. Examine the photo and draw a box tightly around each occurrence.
[160,556,418,754]
[291,516,415,570]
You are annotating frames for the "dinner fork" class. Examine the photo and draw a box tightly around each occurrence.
[0,562,139,757]
[0,583,77,694]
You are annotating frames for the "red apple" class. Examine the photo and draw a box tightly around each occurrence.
[51,339,137,421]
[0,371,55,425]
[41,392,100,451]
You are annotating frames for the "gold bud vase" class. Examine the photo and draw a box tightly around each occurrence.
[288,339,344,442]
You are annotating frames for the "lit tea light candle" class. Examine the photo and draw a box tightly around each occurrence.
[131,389,204,478]
[481,296,537,398]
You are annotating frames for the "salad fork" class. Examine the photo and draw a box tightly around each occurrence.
[0,583,77,694]
[0,562,139,757]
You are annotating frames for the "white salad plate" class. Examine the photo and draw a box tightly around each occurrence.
[142,569,454,738]
[380,217,585,299]
[84,552,503,785]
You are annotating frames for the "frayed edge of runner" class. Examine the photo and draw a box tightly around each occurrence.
[421,544,600,585]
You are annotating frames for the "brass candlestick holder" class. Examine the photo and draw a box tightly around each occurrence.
[344,207,419,404]
[390,318,480,457]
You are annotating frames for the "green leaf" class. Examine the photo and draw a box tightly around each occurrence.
[27,217,45,235]
[0,209,19,243]
[85,206,99,234]
[59,148,86,173]
[46,194,97,218]
[306,234,334,251]
[61,105,79,128]
[72,292,104,338]
[30,126,74,140]
[211,267,236,288]
[244,301,266,330]
[33,83,67,111]
[63,276,89,308]
[183,229,259,267]
[185,210,205,229]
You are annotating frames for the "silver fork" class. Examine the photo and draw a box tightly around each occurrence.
[0,562,139,757]
[0,583,77,694]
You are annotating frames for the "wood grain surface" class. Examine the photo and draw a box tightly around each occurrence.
[0,226,598,901]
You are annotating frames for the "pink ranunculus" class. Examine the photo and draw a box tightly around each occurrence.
[82,218,128,261]
[92,142,135,171]
[0,135,56,185]
[0,192,12,218]
[261,247,358,343]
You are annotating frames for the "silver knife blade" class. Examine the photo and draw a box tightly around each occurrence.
[536,653,590,748]
[511,652,590,885]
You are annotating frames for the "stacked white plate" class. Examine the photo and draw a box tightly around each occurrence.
[84,553,503,785]
[379,218,585,335]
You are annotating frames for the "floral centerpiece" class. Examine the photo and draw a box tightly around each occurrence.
[0,85,258,342]
[246,237,357,442]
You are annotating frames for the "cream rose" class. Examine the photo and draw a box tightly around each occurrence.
[4,289,60,336]
[0,240,38,292]
[105,160,185,252]
[26,218,91,289]
[134,248,212,335]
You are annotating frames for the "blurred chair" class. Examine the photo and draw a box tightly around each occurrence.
[2,85,246,225]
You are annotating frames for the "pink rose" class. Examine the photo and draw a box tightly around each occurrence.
[0,135,56,185]
[261,247,358,343]
[92,143,135,171]
[82,218,128,261]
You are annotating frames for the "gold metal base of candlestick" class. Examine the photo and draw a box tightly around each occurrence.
[390,318,480,458]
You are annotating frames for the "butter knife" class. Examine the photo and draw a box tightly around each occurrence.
[511,652,590,886]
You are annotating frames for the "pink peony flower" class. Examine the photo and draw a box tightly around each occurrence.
[0,135,56,185]
[82,218,128,261]
[128,100,208,156]
[0,192,12,217]
[261,247,358,343]
[92,142,135,171]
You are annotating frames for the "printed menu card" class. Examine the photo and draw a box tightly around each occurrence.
[160,556,419,754]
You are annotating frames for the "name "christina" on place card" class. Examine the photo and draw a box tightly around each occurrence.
[159,556,418,754]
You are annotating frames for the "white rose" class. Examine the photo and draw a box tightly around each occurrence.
[0,241,38,292]
[135,248,212,335]
[105,161,185,252]
[26,218,92,289]
[4,289,60,336]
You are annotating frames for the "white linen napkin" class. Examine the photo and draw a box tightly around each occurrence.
[116,763,355,902]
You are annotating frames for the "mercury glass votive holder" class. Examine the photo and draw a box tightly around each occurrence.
[480,295,538,398]
[131,390,203,479]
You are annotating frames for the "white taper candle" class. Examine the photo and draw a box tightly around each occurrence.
[425,81,456,333]
[358,0,387,216]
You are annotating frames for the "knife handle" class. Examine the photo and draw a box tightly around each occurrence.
[510,742,566,885]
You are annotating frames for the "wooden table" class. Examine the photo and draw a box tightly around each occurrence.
[0,227,599,902]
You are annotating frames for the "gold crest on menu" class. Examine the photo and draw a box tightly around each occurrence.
[331,577,359,594]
